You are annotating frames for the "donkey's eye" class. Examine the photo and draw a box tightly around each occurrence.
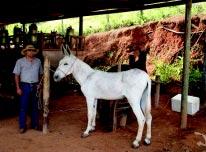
[64,63,68,65]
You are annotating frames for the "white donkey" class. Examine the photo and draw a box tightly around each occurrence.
[53,44,152,148]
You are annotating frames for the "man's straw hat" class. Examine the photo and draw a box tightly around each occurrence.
[21,44,39,55]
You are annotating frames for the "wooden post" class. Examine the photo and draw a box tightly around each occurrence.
[43,56,50,134]
[78,16,83,56]
[203,50,206,106]
[181,0,192,129]
[119,113,127,128]
[155,75,160,108]
[117,63,121,72]
[112,101,118,132]
[106,14,110,30]
[112,63,122,131]
[79,16,83,37]
[22,23,26,47]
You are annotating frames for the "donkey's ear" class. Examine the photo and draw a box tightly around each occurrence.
[61,44,71,56]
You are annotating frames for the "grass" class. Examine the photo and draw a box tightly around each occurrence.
[6,2,206,36]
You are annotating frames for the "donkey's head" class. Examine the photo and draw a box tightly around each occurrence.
[53,44,76,82]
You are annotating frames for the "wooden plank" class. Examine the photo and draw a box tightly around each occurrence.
[43,56,50,134]
[42,49,60,52]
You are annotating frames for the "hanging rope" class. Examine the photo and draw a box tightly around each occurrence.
[36,67,56,110]
[36,76,44,110]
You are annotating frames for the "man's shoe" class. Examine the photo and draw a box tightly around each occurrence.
[19,128,26,134]
[32,126,42,131]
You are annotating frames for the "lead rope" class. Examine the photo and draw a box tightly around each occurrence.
[36,68,56,110]
[36,59,76,110]
[36,76,44,110]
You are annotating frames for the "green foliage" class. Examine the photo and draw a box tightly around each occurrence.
[189,68,202,83]
[94,66,111,72]
[188,67,203,95]
[153,57,183,83]
[153,56,203,84]
[5,2,206,36]
[105,51,114,58]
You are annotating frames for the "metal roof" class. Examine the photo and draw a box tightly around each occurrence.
[0,0,204,25]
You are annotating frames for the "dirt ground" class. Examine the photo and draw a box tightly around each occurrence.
[1,84,206,152]
[83,15,206,76]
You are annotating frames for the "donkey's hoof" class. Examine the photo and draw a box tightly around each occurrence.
[89,127,95,133]
[143,138,151,145]
[132,141,140,149]
[81,133,90,138]
[131,144,139,149]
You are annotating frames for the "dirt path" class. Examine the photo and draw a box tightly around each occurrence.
[0,89,206,152]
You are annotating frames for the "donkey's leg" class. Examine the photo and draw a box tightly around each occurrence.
[144,112,152,145]
[91,99,97,131]
[82,97,95,138]
[127,97,146,148]
[140,84,152,145]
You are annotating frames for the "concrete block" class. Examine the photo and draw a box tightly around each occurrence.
[171,94,200,115]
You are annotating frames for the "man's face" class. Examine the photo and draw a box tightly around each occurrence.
[25,49,36,57]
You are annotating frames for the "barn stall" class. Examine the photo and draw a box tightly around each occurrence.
[0,23,87,132]
[0,0,206,151]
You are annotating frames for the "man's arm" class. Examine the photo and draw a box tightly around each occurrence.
[15,75,22,95]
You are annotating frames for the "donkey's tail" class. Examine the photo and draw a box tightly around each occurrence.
[140,76,152,116]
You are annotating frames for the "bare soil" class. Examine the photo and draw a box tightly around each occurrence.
[83,15,206,75]
[1,84,206,152]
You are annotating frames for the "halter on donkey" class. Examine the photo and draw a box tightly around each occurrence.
[53,44,152,148]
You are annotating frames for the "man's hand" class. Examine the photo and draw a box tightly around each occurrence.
[16,87,22,96]
[14,75,22,95]
[37,84,42,91]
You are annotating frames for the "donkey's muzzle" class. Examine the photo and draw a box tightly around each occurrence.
[53,74,59,81]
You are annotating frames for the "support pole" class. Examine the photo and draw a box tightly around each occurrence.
[22,23,26,47]
[106,14,110,30]
[61,19,64,35]
[22,23,26,33]
[43,56,50,134]
[77,16,83,56]
[79,16,83,37]
[118,64,121,72]
[181,0,192,129]
[155,75,160,108]
[203,49,206,106]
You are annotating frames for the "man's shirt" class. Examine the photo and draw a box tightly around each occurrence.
[13,57,43,83]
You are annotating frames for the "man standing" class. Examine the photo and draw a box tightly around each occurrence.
[13,44,43,134]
